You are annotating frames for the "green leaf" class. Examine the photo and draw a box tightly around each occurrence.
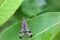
[21,0,47,17]
[0,0,24,26]
[47,0,60,7]
[0,13,60,40]
[20,0,60,17]
[0,0,5,6]
[30,21,60,40]
[28,12,60,40]
[0,23,20,40]
[52,32,60,40]
[40,0,60,13]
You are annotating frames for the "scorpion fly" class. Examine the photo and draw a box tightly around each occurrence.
[19,17,32,39]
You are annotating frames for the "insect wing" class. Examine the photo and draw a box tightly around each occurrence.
[26,27,32,38]
[19,17,27,38]
[19,27,25,38]
[19,17,32,38]
[23,18,32,38]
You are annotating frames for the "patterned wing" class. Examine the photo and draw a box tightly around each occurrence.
[22,17,32,38]
[26,27,32,38]
[19,27,25,38]
[19,17,32,38]
[19,17,26,38]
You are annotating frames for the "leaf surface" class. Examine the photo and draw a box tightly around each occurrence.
[0,0,24,26]
[0,13,60,40]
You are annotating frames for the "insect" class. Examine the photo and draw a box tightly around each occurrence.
[19,17,32,39]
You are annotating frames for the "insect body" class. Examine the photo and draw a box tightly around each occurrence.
[19,17,32,38]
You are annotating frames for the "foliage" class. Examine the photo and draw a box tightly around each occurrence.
[0,0,60,40]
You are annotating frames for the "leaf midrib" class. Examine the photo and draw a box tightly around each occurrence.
[0,0,7,9]
[29,21,60,40]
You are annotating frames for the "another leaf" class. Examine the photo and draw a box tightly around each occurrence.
[0,13,60,40]
[0,0,24,26]
[53,32,60,40]
[21,0,47,17]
